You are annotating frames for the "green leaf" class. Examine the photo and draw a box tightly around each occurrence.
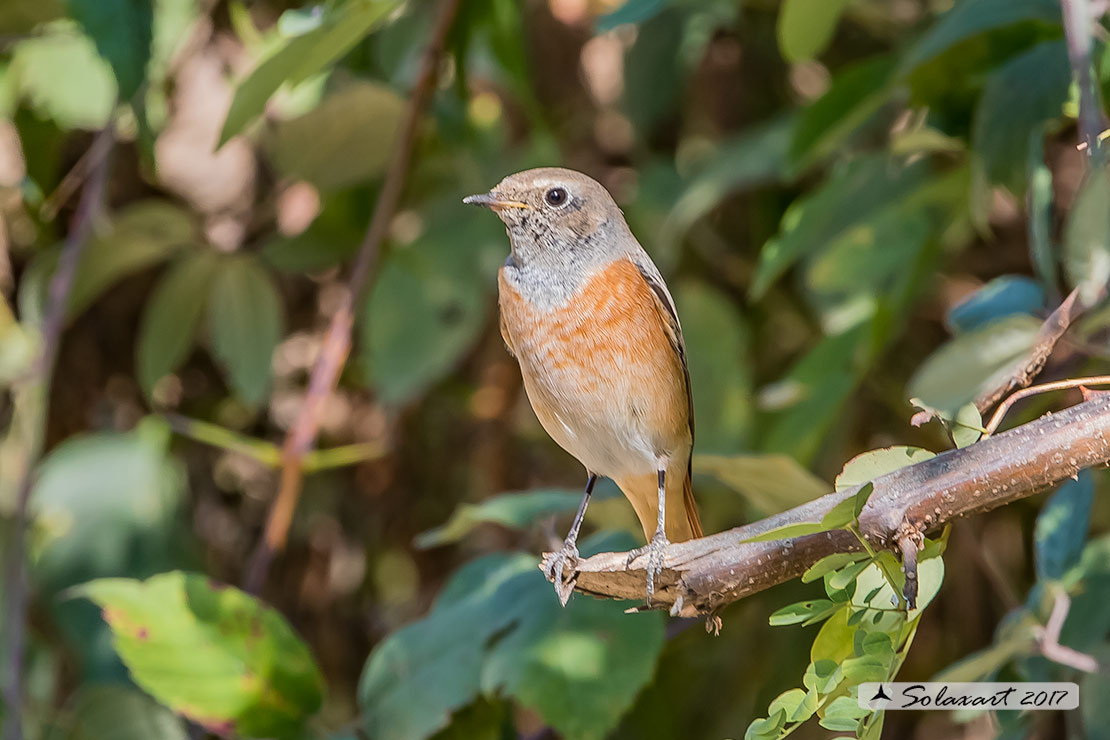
[907,314,1043,418]
[47,685,187,740]
[767,687,818,723]
[263,80,404,191]
[952,403,984,448]
[791,56,895,168]
[278,5,326,36]
[853,482,876,518]
[819,498,857,530]
[78,572,325,739]
[136,252,219,396]
[827,558,872,592]
[676,281,753,452]
[414,490,583,549]
[661,116,794,249]
[31,421,183,593]
[622,8,684,135]
[1081,656,1110,740]
[933,635,1033,682]
[776,0,852,63]
[860,631,893,657]
[819,695,870,730]
[694,453,829,516]
[811,608,855,664]
[67,0,153,100]
[66,201,197,318]
[360,555,534,740]
[1064,167,1110,306]
[803,659,843,695]
[479,580,664,740]
[802,552,869,584]
[972,40,1070,194]
[840,655,888,682]
[9,23,117,129]
[360,545,665,740]
[769,600,837,627]
[752,155,931,299]
[836,447,936,491]
[219,0,403,144]
[27,421,186,680]
[743,710,787,740]
[362,198,502,404]
[1034,471,1094,581]
[1028,135,1058,288]
[947,276,1046,334]
[207,256,284,404]
[759,322,872,464]
[741,521,827,544]
[852,555,945,613]
[802,203,934,315]
[899,0,1062,75]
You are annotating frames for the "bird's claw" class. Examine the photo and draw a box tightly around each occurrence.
[625,529,670,604]
[542,541,580,606]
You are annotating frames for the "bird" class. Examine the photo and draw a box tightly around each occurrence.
[464,167,702,606]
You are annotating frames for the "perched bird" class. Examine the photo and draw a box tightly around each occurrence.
[464,167,702,605]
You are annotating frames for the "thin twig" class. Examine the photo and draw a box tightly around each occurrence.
[38,142,95,222]
[1,125,114,740]
[983,375,1110,434]
[243,0,462,593]
[974,287,1086,415]
[1035,588,1099,672]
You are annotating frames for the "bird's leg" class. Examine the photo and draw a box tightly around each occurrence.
[543,473,596,606]
[625,469,671,603]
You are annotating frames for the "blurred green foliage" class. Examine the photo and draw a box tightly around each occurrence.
[2,0,1110,738]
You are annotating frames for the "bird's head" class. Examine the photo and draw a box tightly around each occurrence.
[463,168,629,266]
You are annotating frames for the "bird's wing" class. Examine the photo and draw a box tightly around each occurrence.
[496,268,517,358]
[630,258,702,540]
[632,260,693,443]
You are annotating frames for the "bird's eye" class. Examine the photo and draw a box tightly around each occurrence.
[544,187,568,207]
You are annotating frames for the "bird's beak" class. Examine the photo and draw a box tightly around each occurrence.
[462,192,531,210]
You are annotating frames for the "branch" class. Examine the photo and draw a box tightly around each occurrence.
[244,0,461,593]
[973,287,1085,414]
[2,125,114,740]
[556,394,1110,617]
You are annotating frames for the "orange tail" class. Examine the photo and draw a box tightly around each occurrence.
[615,461,703,542]
[683,460,703,540]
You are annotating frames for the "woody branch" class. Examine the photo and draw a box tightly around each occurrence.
[243,0,461,593]
[560,393,1110,617]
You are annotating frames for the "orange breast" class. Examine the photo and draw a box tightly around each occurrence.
[498,258,689,475]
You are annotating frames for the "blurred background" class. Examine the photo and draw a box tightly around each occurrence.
[2,0,1110,738]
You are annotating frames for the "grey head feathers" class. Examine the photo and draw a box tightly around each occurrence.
[464,167,649,308]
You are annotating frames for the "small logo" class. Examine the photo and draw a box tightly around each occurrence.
[862,684,891,710]
[858,683,1079,711]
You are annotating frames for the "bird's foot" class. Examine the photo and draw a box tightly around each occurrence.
[625,529,670,604]
[542,540,580,606]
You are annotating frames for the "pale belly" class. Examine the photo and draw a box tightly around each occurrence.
[520,356,668,478]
